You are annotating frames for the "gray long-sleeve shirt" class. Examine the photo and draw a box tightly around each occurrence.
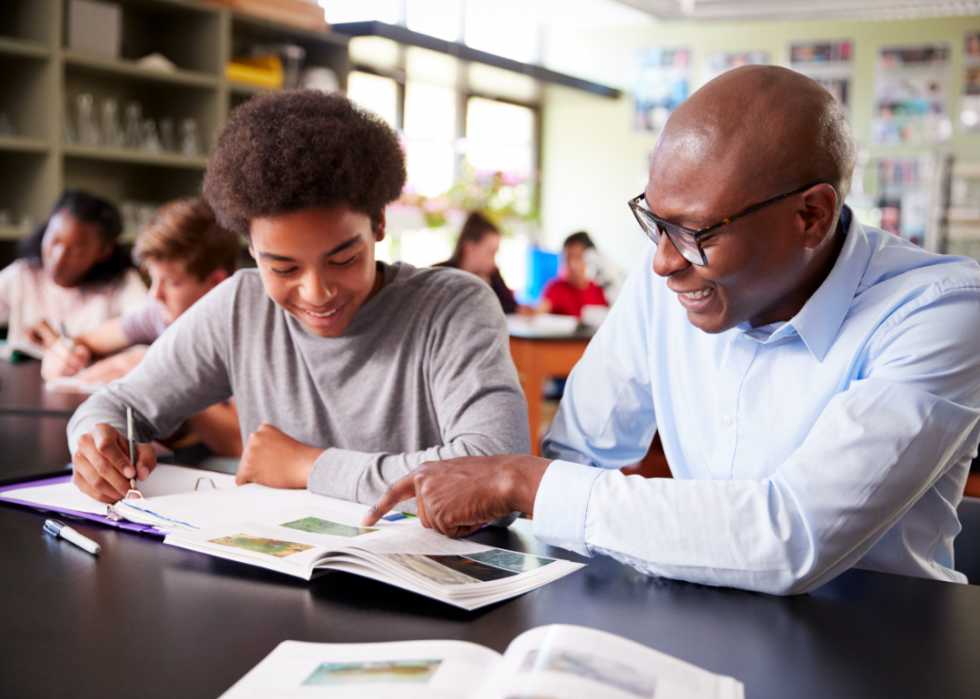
[67,263,531,506]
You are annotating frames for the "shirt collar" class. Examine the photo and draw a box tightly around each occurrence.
[737,206,872,362]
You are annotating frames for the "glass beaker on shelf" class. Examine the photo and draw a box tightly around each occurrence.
[124,101,144,150]
[180,118,199,157]
[101,98,124,148]
[77,93,101,146]
[143,119,161,154]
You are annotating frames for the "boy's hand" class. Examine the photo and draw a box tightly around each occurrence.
[361,455,552,537]
[73,423,157,503]
[41,338,92,380]
[236,424,322,489]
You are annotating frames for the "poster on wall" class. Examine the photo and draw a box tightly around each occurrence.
[788,40,853,117]
[701,50,769,85]
[632,47,691,133]
[872,43,951,144]
[961,31,980,132]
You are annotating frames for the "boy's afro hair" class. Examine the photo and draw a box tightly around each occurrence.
[203,90,406,237]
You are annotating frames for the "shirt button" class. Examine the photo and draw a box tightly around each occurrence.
[722,415,732,427]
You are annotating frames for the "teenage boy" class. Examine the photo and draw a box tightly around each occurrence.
[67,92,530,506]
[46,197,242,457]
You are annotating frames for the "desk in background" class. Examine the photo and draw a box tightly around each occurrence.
[2,503,979,699]
[0,359,88,417]
[508,321,594,456]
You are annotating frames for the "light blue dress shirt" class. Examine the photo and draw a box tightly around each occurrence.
[536,209,980,594]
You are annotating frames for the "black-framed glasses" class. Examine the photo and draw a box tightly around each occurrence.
[628,183,818,267]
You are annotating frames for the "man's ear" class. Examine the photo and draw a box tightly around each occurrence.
[800,184,838,249]
[373,209,386,243]
[248,245,256,260]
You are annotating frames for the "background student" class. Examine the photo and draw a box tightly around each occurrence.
[43,197,243,457]
[65,91,529,506]
[42,197,239,383]
[0,189,146,354]
[435,211,528,315]
[537,232,608,318]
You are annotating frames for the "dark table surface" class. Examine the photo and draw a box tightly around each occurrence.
[2,502,980,699]
[0,413,72,484]
[0,358,88,417]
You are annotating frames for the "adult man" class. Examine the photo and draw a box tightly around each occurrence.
[364,66,980,595]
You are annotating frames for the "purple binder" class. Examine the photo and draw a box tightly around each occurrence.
[0,474,166,536]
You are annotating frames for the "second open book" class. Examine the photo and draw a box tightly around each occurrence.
[221,624,744,699]
[3,465,581,611]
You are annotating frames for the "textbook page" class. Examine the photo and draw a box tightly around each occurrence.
[220,639,502,699]
[482,624,744,699]
[165,501,583,608]
[0,464,237,517]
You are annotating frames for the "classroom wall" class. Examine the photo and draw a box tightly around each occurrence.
[539,13,980,273]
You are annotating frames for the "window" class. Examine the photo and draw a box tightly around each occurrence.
[346,71,399,128]
[465,97,535,177]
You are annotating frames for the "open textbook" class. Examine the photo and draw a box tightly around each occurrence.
[0,465,582,611]
[220,624,744,699]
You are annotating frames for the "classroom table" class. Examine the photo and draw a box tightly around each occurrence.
[0,358,88,417]
[508,324,595,455]
[0,413,72,485]
[2,500,979,699]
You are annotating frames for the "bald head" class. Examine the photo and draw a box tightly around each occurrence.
[653,65,856,221]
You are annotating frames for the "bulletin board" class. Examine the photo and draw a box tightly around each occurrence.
[961,31,980,132]
[872,43,951,144]
[788,40,853,118]
[632,47,691,133]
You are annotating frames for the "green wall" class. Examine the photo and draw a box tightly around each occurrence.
[539,13,980,269]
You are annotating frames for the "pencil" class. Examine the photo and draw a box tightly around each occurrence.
[126,406,137,491]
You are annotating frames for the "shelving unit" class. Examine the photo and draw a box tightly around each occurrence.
[0,0,350,244]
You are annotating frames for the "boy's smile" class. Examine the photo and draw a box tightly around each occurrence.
[249,206,385,338]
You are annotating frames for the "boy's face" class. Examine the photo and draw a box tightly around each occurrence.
[249,206,384,338]
[563,242,588,287]
[146,259,227,324]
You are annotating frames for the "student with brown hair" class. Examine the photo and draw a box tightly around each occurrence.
[436,211,525,314]
[44,196,242,456]
[538,232,609,318]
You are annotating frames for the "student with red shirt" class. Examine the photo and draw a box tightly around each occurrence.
[539,232,608,317]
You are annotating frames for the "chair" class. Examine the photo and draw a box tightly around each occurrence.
[955,496,980,584]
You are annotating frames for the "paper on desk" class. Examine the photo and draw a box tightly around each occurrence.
[0,464,237,516]
[44,377,105,394]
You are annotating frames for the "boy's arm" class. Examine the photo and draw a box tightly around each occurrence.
[67,280,236,500]
[284,283,528,508]
[41,319,131,380]
[186,400,243,458]
[77,318,131,356]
